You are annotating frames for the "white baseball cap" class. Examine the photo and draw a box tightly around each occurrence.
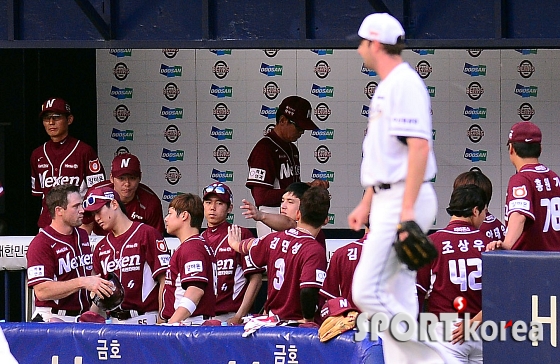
[357,13,405,45]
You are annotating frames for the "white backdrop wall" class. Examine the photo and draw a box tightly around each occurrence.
[95,48,560,230]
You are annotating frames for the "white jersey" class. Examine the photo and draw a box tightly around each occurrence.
[361,62,437,187]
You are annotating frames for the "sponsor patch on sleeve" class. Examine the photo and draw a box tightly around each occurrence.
[316,269,326,283]
[89,158,102,173]
[31,176,35,190]
[158,254,170,267]
[248,168,266,182]
[86,174,105,187]
[156,239,168,253]
[512,185,528,198]
[509,199,530,211]
[184,261,203,274]
[27,265,45,279]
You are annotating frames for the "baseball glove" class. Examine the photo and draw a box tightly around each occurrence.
[319,311,358,342]
[393,220,438,271]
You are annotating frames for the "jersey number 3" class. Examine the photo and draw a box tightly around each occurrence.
[449,258,482,292]
[273,258,285,290]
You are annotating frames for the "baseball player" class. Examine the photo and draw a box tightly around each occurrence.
[161,193,216,325]
[201,182,263,324]
[246,95,328,236]
[320,227,368,310]
[31,98,105,229]
[83,153,165,235]
[348,14,451,364]
[417,185,490,363]
[453,170,505,242]
[84,186,170,324]
[228,186,329,322]
[487,121,560,251]
[240,182,327,248]
[26,184,112,322]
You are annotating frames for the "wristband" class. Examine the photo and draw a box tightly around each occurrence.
[179,297,197,315]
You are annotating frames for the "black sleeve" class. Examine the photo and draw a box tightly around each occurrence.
[300,287,320,320]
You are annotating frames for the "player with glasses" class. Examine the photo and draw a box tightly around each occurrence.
[200,182,263,324]
[31,97,105,229]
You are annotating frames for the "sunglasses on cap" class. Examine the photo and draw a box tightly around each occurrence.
[203,184,229,196]
[82,195,114,210]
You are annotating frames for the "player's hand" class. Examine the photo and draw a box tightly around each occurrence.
[227,316,242,325]
[309,179,329,189]
[451,320,465,345]
[486,240,503,251]
[84,275,113,298]
[348,202,369,231]
[241,199,264,221]
[228,224,242,251]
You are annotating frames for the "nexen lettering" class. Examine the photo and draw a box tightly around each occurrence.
[58,252,92,275]
[39,171,80,188]
[100,255,141,274]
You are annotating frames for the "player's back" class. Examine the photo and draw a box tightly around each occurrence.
[419,220,489,317]
[249,228,326,320]
[508,164,560,251]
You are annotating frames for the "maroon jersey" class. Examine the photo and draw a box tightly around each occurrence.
[246,130,301,207]
[162,235,216,319]
[31,136,105,228]
[202,221,262,314]
[481,212,505,242]
[248,228,327,320]
[83,180,165,235]
[320,235,366,309]
[92,222,170,313]
[417,220,490,318]
[506,163,560,251]
[27,226,93,312]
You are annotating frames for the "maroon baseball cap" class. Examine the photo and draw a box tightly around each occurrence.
[78,311,106,323]
[202,182,233,204]
[508,121,542,144]
[83,186,120,212]
[320,297,355,320]
[111,153,142,178]
[39,98,71,118]
[278,96,318,131]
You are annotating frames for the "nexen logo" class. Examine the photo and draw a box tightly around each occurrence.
[39,171,80,189]
[99,255,141,274]
[260,105,277,119]
[311,129,334,140]
[464,148,488,162]
[464,106,487,119]
[58,252,92,275]
[311,84,334,98]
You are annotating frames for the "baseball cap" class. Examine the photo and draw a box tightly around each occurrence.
[278,96,318,131]
[203,182,233,204]
[83,186,120,212]
[78,311,106,323]
[356,13,405,45]
[508,121,542,144]
[39,98,71,118]
[111,153,142,178]
[320,297,355,320]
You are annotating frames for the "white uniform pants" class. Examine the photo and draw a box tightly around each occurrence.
[435,321,483,364]
[31,307,78,323]
[352,183,456,364]
[109,311,158,325]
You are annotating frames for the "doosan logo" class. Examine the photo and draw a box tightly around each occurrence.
[260,105,277,119]
[311,129,334,140]
[109,49,132,58]
[412,49,435,55]
[260,63,283,77]
[110,86,133,100]
[515,84,538,98]
[210,84,233,98]
[311,169,334,182]
[361,105,369,118]
[160,64,182,78]
[463,63,487,77]
[361,63,377,77]
[311,84,334,98]
[310,49,333,56]
[211,168,234,182]
[161,148,184,162]
[162,190,184,202]
[463,105,487,119]
[111,128,134,141]
[210,49,232,56]
[161,106,183,120]
[210,126,233,140]
[464,148,488,162]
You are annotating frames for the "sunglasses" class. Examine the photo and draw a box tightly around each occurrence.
[42,114,63,122]
[203,185,229,196]
[82,195,114,210]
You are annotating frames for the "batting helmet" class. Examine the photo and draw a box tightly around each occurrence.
[92,272,125,311]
